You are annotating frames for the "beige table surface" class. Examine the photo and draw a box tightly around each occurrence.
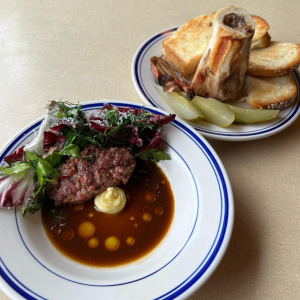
[1,0,300,299]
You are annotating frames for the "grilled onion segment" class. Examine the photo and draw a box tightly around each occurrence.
[150,56,195,100]
[192,6,255,102]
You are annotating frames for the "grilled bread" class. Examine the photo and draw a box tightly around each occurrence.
[250,15,270,49]
[162,14,270,76]
[162,14,213,77]
[247,41,300,77]
[245,74,298,109]
[251,33,271,49]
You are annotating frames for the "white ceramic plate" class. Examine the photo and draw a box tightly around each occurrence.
[0,100,233,300]
[131,27,300,141]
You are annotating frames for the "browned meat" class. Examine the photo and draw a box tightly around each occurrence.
[47,145,136,205]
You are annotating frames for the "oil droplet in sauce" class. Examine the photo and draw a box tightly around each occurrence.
[72,203,83,211]
[105,236,120,251]
[77,221,95,238]
[130,216,134,221]
[153,206,163,215]
[134,223,138,227]
[52,226,60,234]
[126,236,135,246]
[60,228,74,241]
[161,180,165,184]
[150,183,159,190]
[142,212,152,222]
[89,213,94,217]
[145,190,156,202]
[87,237,99,248]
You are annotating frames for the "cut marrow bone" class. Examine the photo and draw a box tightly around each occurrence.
[191,6,255,102]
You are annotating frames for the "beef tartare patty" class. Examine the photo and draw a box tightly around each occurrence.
[48,145,136,205]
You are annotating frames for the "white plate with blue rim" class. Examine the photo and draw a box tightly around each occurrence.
[0,100,233,300]
[131,27,300,141]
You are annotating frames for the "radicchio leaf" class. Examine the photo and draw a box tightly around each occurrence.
[44,131,67,153]
[43,124,67,153]
[0,169,35,207]
[140,132,162,152]
[148,114,176,125]
[3,146,24,165]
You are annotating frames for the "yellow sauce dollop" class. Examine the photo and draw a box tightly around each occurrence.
[94,187,126,214]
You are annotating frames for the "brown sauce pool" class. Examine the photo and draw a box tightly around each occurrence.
[42,160,174,267]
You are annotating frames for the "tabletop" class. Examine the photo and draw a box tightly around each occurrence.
[1,0,300,299]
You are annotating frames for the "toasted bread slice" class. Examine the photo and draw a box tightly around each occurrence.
[163,14,270,76]
[251,15,269,39]
[162,14,213,77]
[247,42,300,77]
[245,74,298,109]
[251,16,270,50]
[251,33,271,50]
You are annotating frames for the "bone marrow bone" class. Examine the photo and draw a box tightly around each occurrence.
[223,13,246,29]
[191,6,255,101]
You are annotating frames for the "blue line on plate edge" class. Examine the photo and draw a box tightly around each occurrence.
[0,102,228,300]
[0,121,43,162]
[134,28,300,136]
[0,258,46,300]
[135,30,176,110]
[157,122,227,300]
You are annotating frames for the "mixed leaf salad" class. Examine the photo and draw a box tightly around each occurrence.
[0,101,175,216]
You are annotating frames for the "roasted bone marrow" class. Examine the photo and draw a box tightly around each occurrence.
[191,6,255,101]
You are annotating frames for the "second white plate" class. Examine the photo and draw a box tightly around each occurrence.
[131,27,300,141]
[0,100,233,300]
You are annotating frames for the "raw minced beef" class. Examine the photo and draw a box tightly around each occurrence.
[47,145,136,205]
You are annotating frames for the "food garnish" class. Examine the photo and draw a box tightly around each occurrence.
[0,101,175,215]
[154,84,279,127]
[94,187,126,214]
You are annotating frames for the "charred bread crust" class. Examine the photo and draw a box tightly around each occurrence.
[247,94,297,110]
[247,62,300,77]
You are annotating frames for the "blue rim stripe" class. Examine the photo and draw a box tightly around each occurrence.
[133,28,300,137]
[0,258,46,300]
[0,102,229,300]
[157,123,228,299]
[0,121,43,163]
